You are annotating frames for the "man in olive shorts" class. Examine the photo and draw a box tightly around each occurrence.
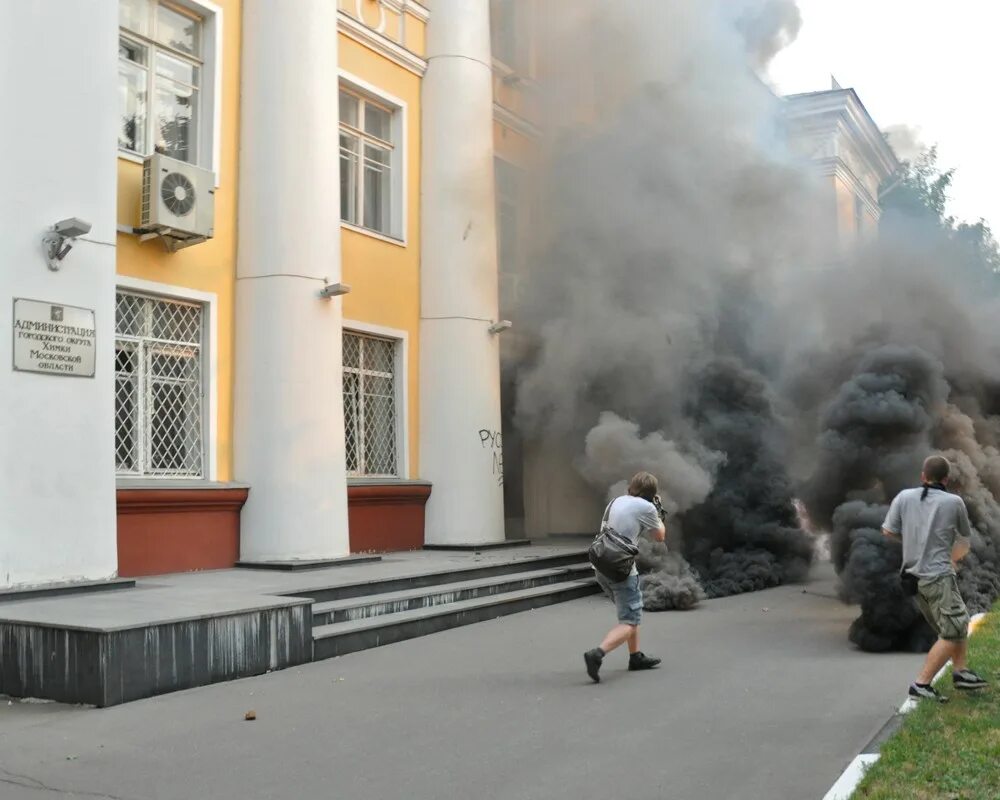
[583,471,665,683]
[882,455,989,701]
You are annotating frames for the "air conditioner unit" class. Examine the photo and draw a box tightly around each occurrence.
[141,153,215,246]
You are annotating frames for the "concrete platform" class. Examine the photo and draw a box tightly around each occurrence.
[0,577,136,602]
[0,589,311,707]
[0,543,588,707]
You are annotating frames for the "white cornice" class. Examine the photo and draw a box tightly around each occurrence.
[399,0,429,22]
[783,89,898,181]
[493,103,541,139]
[338,11,427,76]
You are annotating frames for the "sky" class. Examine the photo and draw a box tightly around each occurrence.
[768,0,998,232]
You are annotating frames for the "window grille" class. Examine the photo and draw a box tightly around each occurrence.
[115,291,205,477]
[343,332,398,477]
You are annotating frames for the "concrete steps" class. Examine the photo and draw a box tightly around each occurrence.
[296,550,597,660]
[290,551,590,604]
[312,578,599,660]
[312,564,595,625]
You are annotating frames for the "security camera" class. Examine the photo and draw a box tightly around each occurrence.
[53,218,92,238]
[488,320,513,335]
[42,217,93,271]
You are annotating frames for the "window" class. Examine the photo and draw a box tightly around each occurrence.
[490,0,528,73]
[115,291,205,478]
[340,88,397,237]
[119,0,203,163]
[854,195,866,238]
[343,332,399,477]
[495,158,523,313]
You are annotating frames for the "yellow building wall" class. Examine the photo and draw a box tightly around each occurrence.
[338,34,423,479]
[115,0,242,482]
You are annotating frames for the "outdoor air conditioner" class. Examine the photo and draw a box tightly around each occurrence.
[141,153,215,245]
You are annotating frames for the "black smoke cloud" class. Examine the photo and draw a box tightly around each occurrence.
[509,1,1000,643]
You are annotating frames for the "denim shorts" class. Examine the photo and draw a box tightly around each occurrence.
[595,570,643,626]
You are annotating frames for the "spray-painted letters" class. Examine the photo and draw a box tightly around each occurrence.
[478,429,504,486]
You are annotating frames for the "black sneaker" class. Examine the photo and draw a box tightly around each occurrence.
[584,648,604,683]
[953,669,989,690]
[628,652,661,671]
[909,682,948,702]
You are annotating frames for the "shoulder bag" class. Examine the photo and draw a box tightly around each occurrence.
[588,499,639,583]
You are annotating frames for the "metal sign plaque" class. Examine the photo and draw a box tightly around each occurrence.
[12,298,96,377]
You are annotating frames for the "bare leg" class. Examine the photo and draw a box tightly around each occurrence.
[951,639,968,672]
[917,638,959,684]
[599,624,637,654]
[627,625,640,654]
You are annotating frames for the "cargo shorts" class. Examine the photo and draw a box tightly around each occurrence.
[594,571,643,626]
[917,573,970,641]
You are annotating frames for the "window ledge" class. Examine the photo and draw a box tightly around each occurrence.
[341,222,407,248]
[116,479,249,491]
[348,478,431,487]
[118,150,146,166]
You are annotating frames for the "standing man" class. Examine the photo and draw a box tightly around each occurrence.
[882,455,989,701]
[584,471,665,683]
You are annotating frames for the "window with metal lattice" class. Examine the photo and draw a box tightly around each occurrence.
[114,291,205,478]
[343,331,399,478]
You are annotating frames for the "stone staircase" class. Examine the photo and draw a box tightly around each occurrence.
[294,551,598,660]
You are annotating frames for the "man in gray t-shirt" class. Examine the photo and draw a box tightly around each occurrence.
[882,455,988,700]
[584,472,665,683]
[603,494,663,577]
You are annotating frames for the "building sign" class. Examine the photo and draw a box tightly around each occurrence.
[12,298,96,377]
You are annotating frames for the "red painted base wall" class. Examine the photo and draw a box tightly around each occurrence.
[116,487,249,577]
[348,482,432,553]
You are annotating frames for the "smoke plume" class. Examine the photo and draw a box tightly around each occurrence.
[509,1,1000,645]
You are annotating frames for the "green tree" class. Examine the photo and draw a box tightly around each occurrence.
[880,147,1000,293]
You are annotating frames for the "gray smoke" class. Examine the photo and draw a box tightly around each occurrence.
[579,412,720,515]
[636,538,706,611]
[780,242,1000,649]
[515,0,816,609]
[884,124,926,164]
[510,0,1000,643]
[734,0,803,70]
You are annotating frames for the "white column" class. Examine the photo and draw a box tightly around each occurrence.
[420,0,506,545]
[235,0,350,561]
[0,2,119,589]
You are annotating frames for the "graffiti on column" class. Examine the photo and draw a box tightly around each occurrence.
[478,429,504,486]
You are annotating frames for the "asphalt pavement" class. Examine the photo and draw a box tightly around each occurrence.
[0,563,919,800]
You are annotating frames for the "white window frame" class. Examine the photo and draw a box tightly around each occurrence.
[495,155,523,312]
[338,70,408,245]
[115,275,219,481]
[342,320,409,479]
[490,0,529,76]
[118,0,224,185]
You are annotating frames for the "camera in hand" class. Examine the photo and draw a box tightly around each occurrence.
[653,494,666,522]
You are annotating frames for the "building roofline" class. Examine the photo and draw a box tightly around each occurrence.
[782,87,900,179]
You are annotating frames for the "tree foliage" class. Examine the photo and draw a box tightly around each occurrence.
[880,147,1000,293]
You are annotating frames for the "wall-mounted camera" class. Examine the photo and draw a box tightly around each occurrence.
[42,217,92,271]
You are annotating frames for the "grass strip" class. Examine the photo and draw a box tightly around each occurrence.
[853,604,1000,800]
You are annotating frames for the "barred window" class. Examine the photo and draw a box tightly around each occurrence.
[115,291,205,478]
[343,332,398,477]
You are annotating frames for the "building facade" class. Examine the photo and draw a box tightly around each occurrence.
[1,2,899,590]
[1,0,508,591]
[784,87,899,247]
